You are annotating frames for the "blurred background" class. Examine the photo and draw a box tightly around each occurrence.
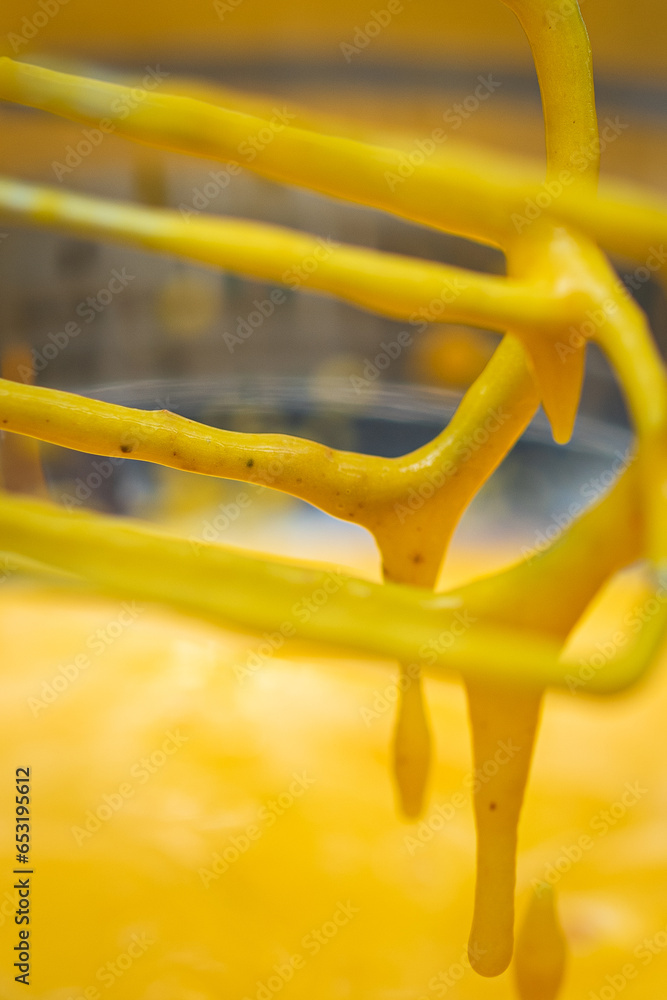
[0,0,665,404]
[0,0,660,562]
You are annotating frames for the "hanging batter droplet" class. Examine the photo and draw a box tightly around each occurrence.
[466,679,543,976]
[392,665,432,819]
[514,884,567,1000]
